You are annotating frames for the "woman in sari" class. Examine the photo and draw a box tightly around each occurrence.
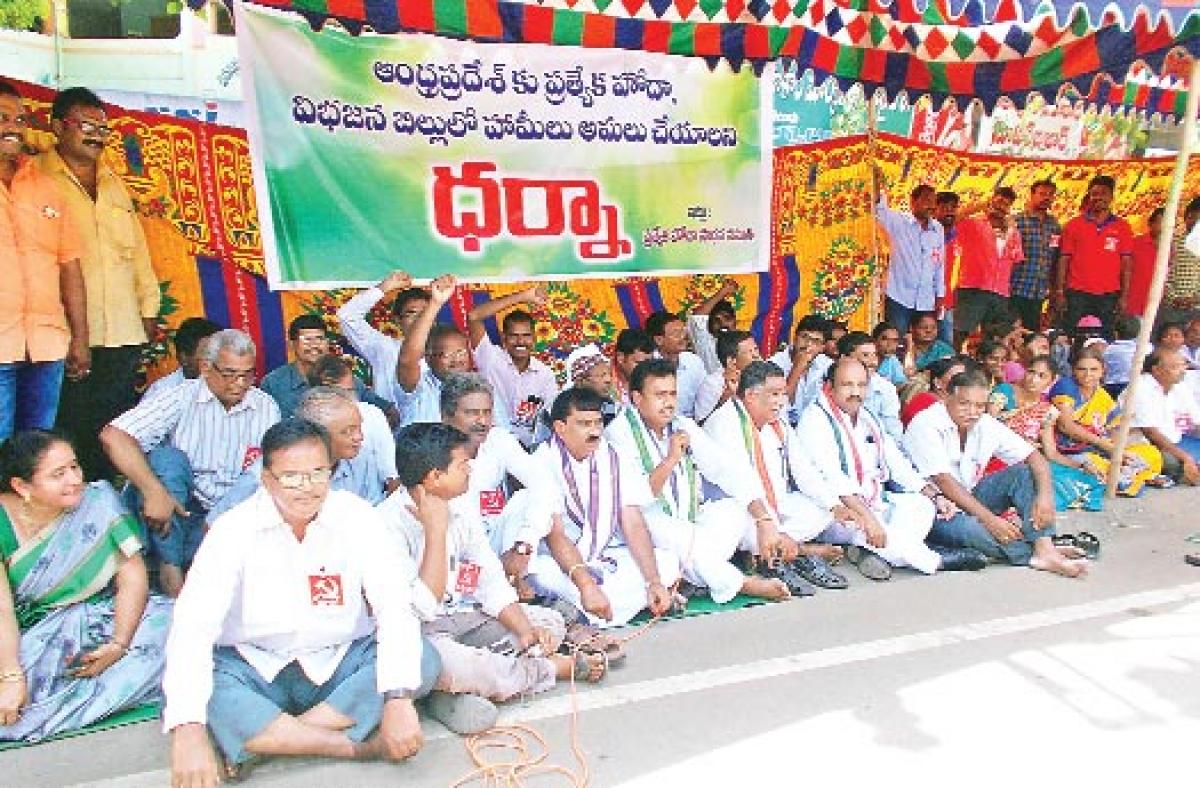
[999,356,1107,511]
[1049,349,1162,497]
[0,430,172,742]
[901,312,955,377]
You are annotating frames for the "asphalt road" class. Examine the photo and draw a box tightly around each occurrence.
[7,486,1200,788]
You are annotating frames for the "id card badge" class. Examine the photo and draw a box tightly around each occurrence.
[454,560,482,597]
[1048,234,1061,249]
[1103,236,1118,252]
[309,573,345,606]
[479,489,506,516]
[242,446,262,471]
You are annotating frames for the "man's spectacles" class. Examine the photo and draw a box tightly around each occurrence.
[63,117,112,137]
[211,364,255,383]
[267,467,334,489]
[430,348,469,361]
[0,111,29,128]
[295,334,328,344]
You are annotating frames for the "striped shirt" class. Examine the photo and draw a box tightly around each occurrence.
[109,378,280,509]
[1011,211,1062,300]
[875,195,945,310]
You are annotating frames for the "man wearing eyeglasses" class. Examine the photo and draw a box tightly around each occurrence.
[164,419,436,785]
[0,80,89,442]
[101,329,281,597]
[37,87,161,483]
[395,275,481,430]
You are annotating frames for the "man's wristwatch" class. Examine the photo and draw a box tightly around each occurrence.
[511,541,533,556]
[383,689,416,701]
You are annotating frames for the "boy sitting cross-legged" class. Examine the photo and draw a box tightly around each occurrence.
[376,423,607,731]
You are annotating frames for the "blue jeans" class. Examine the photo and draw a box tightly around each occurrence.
[207,635,442,765]
[122,446,207,569]
[1163,435,1200,480]
[938,309,954,346]
[927,464,1055,565]
[0,360,65,440]
[884,297,917,335]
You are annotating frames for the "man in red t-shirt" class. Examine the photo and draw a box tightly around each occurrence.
[1054,175,1133,333]
[953,186,1024,349]
[1127,208,1163,319]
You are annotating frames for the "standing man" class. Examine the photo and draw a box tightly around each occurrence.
[873,169,945,335]
[0,81,88,440]
[100,329,280,596]
[612,328,655,406]
[1166,196,1200,321]
[466,286,560,449]
[395,276,472,428]
[40,87,160,481]
[935,191,961,344]
[1011,180,1062,331]
[1055,175,1133,332]
[337,270,430,405]
[953,186,1024,349]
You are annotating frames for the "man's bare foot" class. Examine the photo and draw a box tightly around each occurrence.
[798,543,844,563]
[1030,552,1089,578]
[741,575,790,600]
[551,651,606,683]
[353,733,387,761]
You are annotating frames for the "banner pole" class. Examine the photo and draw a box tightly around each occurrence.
[867,91,883,325]
[1104,57,1200,499]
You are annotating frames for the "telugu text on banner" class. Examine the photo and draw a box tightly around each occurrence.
[236,2,770,289]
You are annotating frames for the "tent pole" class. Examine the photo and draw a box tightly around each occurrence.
[1104,57,1200,498]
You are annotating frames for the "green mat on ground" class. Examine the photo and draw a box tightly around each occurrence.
[0,702,160,751]
[629,592,769,625]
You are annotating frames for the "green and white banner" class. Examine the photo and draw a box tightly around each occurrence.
[236,2,769,288]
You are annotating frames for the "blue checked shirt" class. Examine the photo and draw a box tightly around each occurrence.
[875,195,945,310]
[1011,211,1062,300]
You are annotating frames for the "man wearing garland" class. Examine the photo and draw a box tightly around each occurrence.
[605,359,791,603]
[525,387,679,628]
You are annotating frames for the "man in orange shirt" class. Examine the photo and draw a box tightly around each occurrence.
[0,80,89,439]
[40,87,161,480]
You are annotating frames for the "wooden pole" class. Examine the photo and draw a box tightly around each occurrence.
[1105,57,1200,498]
[867,90,883,324]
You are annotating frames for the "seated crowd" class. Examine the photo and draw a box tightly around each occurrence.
[3,80,1200,783]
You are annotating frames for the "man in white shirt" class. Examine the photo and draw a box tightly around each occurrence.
[101,329,280,597]
[686,280,739,373]
[799,358,985,580]
[336,270,430,405]
[1126,348,1200,484]
[163,419,436,784]
[606,359,790,602]
[705,361,851,592]
[377,423,605,716]
[439,372,559,595]
[834,331,904,444]
[644,311,706,419]
[306,354,398,490]
[903,369,1087,577]
[466,286,560,448]
[612,328,655,406]
[693,330,760,423]
[396,275,472,428]
[526,387,678,628]
[208,386,392,523]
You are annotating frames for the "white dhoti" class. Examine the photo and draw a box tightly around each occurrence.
[644,498,751,604]
[775,491,836,545]
[526,546,681,629]
[815,492,939,574]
